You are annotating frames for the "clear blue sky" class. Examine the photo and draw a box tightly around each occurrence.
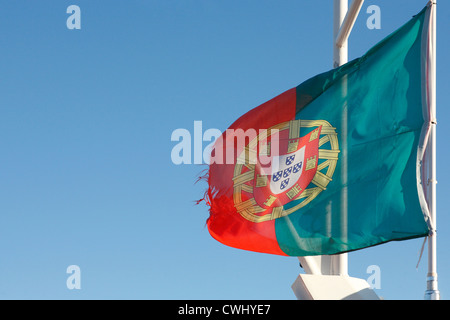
[0,0,448,299]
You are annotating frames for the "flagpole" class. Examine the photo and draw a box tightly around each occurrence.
[333,0,348,68]
[332,0,348,276]
[336,0,365,49]
[425,0,439,301]
[296,0,365,278]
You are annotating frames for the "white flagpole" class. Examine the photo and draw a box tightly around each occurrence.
[425,0,439,300]
[332,0,364,276]
[297,0,349,277]
[297,0,364,278]
[336,0,365,50]
[332,0,348,276]
[333,0,348,68]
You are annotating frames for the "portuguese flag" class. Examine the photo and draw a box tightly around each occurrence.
[204,5,434,256]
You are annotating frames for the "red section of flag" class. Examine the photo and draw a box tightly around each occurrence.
[205,88,296,255]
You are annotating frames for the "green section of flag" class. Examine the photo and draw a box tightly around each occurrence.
[275,6,430,256]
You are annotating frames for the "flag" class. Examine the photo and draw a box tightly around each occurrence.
[203,4,434,256]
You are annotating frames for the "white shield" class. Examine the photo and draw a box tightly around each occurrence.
[269,146,305,195]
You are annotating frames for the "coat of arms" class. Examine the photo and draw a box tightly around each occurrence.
[232,119,340,222]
